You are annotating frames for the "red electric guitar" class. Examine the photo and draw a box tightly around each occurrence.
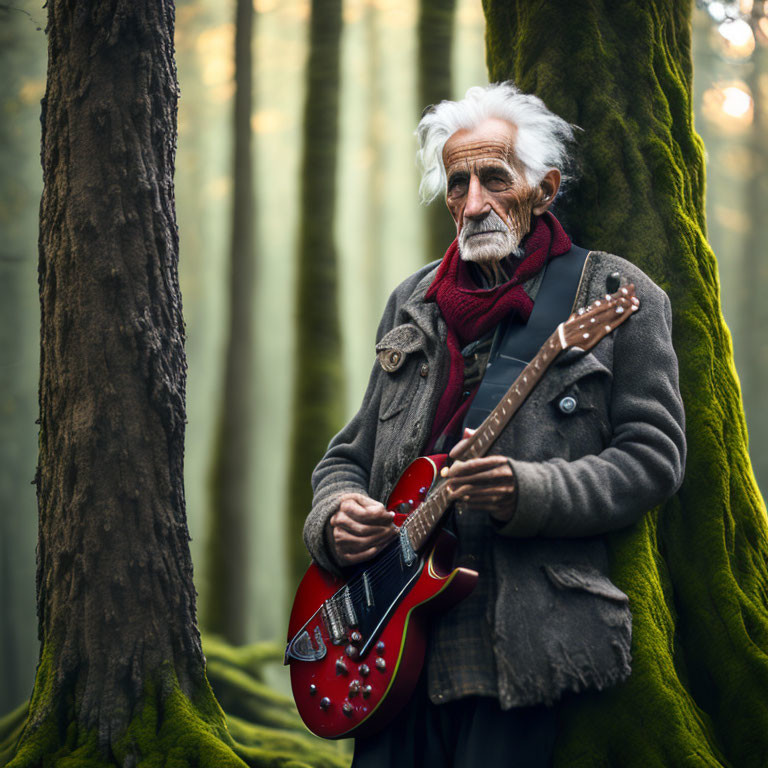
[285,285,639,739]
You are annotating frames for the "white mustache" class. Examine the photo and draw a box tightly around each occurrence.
[461,211,510,237]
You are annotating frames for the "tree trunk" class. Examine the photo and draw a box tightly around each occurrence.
[418,0,458,261]
[6,2,242,764]
[286,0,344,593]
[205,0,256,646]
[484,2,768,766]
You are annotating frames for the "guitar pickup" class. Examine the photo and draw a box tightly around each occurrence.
[342,586,358,626]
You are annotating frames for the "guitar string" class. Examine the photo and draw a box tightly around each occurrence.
[327,484,457,613]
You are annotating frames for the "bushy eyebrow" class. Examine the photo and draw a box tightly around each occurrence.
[478,164,514,180]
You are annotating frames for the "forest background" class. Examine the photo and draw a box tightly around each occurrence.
[1,0,767,716]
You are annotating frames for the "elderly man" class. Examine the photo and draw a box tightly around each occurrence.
[302,83,686,767]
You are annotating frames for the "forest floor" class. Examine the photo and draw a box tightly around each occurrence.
[0,636,350,768]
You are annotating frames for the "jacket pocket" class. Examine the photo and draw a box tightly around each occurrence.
[542,563,629,603]
[545,348,612,402]
[376,324,426,421]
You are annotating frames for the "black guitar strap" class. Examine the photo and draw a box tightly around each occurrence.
[461,245,591,431]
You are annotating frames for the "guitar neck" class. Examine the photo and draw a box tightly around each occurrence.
[402,282,639,553]
[403,327,564,553]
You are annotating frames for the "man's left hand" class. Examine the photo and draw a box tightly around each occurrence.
[442,429,518,523]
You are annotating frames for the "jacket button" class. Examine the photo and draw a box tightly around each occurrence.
[420,363,429,377]
[558,395,578,414]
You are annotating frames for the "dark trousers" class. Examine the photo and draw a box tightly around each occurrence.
[351,676,557,768]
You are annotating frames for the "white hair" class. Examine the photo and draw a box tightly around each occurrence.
[416,82,578,204]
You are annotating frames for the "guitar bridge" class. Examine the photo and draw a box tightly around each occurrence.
[322,599,347,645]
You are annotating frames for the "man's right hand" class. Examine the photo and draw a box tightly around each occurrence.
[328,492,398,566]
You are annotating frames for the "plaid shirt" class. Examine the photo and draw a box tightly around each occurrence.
[427,503,500,703]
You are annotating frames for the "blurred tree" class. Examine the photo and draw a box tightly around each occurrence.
[205,0,256,646]
[418,0,458,261]
[363,0,386,338]
[484,1,768,765]
[286,0,344,592]
[0,4,44,715]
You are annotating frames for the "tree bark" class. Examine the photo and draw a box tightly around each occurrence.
[418,0,458,261]
[205,0,256,647]
[484,2,768,766]
[286,0,344,593]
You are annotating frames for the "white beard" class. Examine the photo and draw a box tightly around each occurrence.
[458,209,525,264]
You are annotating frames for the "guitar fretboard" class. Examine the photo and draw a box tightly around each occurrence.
[400,283,638,554]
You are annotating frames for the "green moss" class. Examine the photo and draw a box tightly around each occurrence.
[1,640,348,768]
[202,637,284,683]
[483,1,768,765]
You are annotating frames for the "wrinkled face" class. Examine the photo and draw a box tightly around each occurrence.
[443,118,539,264]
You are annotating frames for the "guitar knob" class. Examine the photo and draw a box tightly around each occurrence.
[348,680,361,697]
[309,684,317,696]
[345,644,359,658]
[336,658,348,675]
[359,664,370,677]
[320,697,331,710]
[350,631,362,644]
[375,657,386,671]
[362,684,372,698]
[342,702,354,717]
[376,641,385,653]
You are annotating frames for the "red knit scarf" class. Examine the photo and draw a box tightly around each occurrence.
[424,211,572,450]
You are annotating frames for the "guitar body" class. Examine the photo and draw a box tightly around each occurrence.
[286,455,478,739]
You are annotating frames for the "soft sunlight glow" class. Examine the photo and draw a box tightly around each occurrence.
[196,25,235,102]
[717,19,756,57]
[722,85,753,116]
[758,16,768,42]
[707,2,728,22]
[702,81,754,131]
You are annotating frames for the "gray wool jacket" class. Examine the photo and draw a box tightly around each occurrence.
[303,249,686,710]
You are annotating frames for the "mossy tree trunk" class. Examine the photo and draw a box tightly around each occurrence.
[205,0,256,647]
[484,2,768,766]
[287,0,344,593]
[5,2,241,765]
[417,0,458,261]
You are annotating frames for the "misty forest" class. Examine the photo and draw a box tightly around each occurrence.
[1,0,768,766]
